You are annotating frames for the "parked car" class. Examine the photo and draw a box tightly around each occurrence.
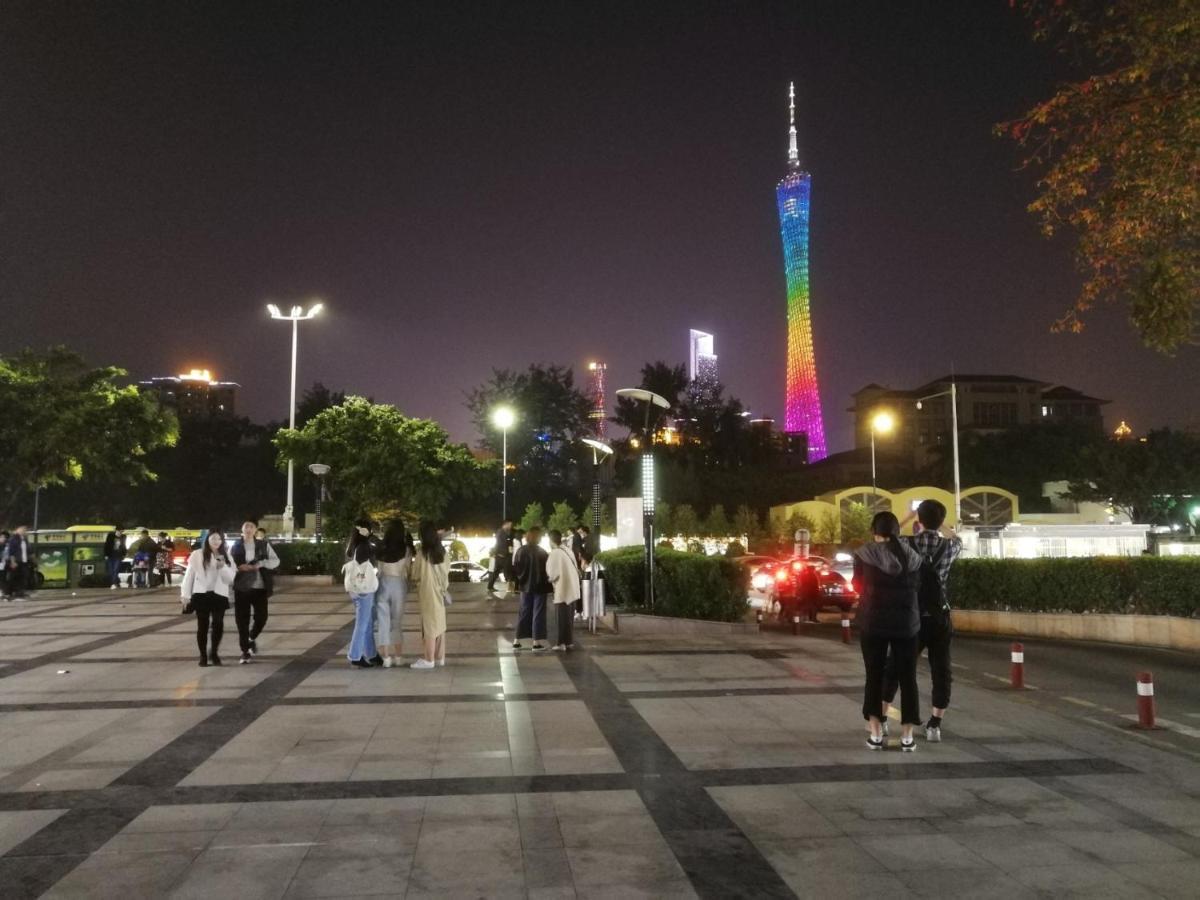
[747,555,858,620]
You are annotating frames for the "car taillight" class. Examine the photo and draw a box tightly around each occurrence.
[791,561,805,572]
[774,568,789,583]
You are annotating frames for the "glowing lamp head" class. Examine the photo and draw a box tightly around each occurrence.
[491,406,516,430]
[871,410,895,435]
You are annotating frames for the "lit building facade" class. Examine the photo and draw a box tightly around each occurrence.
[586,361,608,438]
[138,369,238,419]
[776,82,827,461]
[688,329,718,387]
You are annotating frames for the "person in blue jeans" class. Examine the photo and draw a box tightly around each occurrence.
[342,520,379,668]
[511,526,550,651]
[104,526,127,589]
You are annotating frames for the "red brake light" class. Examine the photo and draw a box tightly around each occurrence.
[774,568,789,583]
[791,561,804,572]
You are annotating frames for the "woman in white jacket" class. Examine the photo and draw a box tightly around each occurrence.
[180,530,236,667]
[546,529,581,651]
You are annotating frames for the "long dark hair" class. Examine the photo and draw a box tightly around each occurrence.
[202,529,229,567]
[418,520,445,565]
[346,518,375,564]
[870,511,906,569]
[380,520,413,563]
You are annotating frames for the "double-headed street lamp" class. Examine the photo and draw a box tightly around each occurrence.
[268,301,323,538]
[616,388,670,609]
[915,381,962,526]
[491,406,516,520]
[869,410,895,498]
[581,438,614,558]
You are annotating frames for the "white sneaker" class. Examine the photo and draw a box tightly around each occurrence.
[901,737,917,753]
[925,724,942,743]
[551,644,566,652]
[436,659,446,667]
[410,659,435,670]
[110,585,117,590]
[382,656,394,668]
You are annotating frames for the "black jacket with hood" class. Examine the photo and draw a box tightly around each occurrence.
[853,539,923,639]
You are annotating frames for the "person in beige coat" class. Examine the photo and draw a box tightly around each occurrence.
[546,529,581,651]
[410,520,449,669]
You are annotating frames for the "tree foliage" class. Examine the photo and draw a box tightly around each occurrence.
[704,503,731,537]
[0,347,178,520]
[546,501,578,534]
[1067,429,1200,522]
[296,382,349,428]
[733,504,761,539]
[672,503,701,538]
[611,361,689,438]
[1001,0,1200,350]
[275,397,490,535]
[519,502,545,531]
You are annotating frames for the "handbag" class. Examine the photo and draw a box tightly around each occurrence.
[181,599,194,615]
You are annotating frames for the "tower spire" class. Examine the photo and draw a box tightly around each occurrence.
[787,81,799,168]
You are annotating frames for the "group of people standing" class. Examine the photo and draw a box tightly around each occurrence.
[341,519,450,671]
[500,522,590,652]
[178,521,280,666]
[103,527,186,588]
[853,499,961,751]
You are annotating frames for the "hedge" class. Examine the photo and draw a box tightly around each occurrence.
[949,557,1200,618]
[274,542,346,577]
[597,546,749,622]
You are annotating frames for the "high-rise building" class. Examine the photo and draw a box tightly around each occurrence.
[138,368,238,419]
[689,329,718,386]
[586,361,608,438]
[776,82,828,462]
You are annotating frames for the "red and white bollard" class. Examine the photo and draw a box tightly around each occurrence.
[1136,671,1156,729]
[791,614,800,635]
[841,616,851,644]
[1010,642,1025,689]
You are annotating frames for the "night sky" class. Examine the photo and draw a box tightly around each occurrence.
[4,1,1198,450]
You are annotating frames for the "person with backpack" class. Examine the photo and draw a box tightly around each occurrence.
[343,520,380,668]
[546,529,581,651]
[854,511,923,752]
[511,526,550,651]
[375,520,414,668]
[882,499,963,742]
[231,520,280,665]
[180,529,236,666]
[410,520,449,669]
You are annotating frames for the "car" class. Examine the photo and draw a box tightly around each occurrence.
[449,561,495,584]
[748,555,858,621]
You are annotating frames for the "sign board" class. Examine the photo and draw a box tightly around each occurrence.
[616,497,643,548]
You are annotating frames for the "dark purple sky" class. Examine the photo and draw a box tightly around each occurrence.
[4,1,1197,449]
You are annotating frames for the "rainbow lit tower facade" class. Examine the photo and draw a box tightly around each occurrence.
[776,82,827,461]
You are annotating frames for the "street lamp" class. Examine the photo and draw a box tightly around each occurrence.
[869,410,895,498]
[581,438,614,557]
[915,381,962,526]
[308,464,330,543]
[268,301,324,538]
[491,406,516,520]
[616,388,670,609]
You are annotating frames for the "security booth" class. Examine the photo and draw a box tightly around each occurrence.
[28,530,73,588]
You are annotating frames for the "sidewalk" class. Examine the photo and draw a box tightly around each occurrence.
[0,583,1198,898]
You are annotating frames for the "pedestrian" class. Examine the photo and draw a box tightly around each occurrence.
[571,525,589,617]
[156,532,175,586]
[180,529,235,667]
[485,518,514,594]
[410,519,449,670]
[104,525,127,590]
[512,526,550,651]
[231,520,280,665]
[5,525,31,601]
[882,500,962,742]
[375,519,414,668]
[0,530,10,600]
[854,511,923,752]
[546,529,581,651]
[130,529,157,589]
[343,519,380,668]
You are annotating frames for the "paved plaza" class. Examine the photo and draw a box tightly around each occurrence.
[2,582,1200,898]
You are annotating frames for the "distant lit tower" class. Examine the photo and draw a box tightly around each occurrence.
[587,361,608,438]
[688,329,718,388]
[776,82,827,461]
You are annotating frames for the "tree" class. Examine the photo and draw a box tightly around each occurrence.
[274,397,490,535]
[519,502,545,531]
[814,510,840,545]
[611,361,689,439]
[655,502,674,537]
[546,501,579,534]
[841,503,874,544]
[296,382,349,428]
[733,504,761,539]
[1001,1,1200,351]
[1067,429,1200,522]
[0,347,178,520]
[704,504,731,537]
[672,503,700,538]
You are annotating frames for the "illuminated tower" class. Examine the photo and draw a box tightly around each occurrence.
[587,361,608,438]
[776,82,827,461]
[688,329,718,388]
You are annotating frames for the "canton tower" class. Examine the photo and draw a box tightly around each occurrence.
[776,82,828,461]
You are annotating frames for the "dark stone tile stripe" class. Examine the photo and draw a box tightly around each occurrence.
[0,619,354,899]
[0,615,191,680]
[558,650,797,899]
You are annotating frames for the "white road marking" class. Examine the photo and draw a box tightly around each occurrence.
[1121,715,1200,740]
[1061,696,1100,709]
[1083,717,1200,761]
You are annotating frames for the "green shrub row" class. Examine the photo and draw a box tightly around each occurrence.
[274,542,346,577]
[596,546,749,622]
[949,557,1200,618]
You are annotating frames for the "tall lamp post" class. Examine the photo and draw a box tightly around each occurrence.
[491,406,516,521]
[268,301,324,538]
[915,381,961,526]
[616,388,670,609]
[869,410,895,499]
[308,464,330,543]
[581,438,614,558]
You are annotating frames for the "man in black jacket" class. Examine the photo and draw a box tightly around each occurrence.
[104,527,127,590]
[230,520,280,664]
[486,519,514,594]
[511,527,549,651]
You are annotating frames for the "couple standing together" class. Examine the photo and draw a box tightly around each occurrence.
[511,526,579,652]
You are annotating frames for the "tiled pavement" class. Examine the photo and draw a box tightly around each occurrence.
[2,583,1200,898]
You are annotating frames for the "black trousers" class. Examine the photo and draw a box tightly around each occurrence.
[554,601,574,646]
[6,563,27,597]
[486,556,512,591]
[862,633,920,725]
[195,608,225,657]
[234,589,269,653]
[883,613,953,711]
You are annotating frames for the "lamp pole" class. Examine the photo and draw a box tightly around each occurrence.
[308,464,330,543]
[869,411,894,499]
[268,301,324,539]
[915,382,961,526]
[616,389,670,609]
[582,439,614,558]
[492,407,516,521]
